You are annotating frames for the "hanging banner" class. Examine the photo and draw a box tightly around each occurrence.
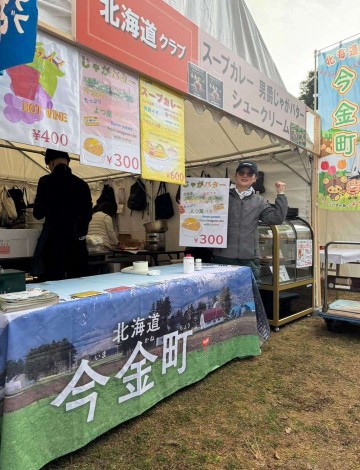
[0,32,80,154]
[0,0,38,70]
[140,78,185,183]
[197,31,307,148]
[179,177,229,248]
[317,37,360,210]
[76,0,313,151]
[79,53,140,173]
[76,0,198,94]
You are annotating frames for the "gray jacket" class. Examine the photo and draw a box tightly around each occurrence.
[213,189,288,260]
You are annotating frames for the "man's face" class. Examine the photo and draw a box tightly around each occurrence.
[235,169,257,191]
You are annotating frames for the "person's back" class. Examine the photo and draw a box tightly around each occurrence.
[87,202,118,251]
[32,149,92,280]
[34,164,91,234]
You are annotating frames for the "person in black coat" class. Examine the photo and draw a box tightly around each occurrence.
[32,149,93,281]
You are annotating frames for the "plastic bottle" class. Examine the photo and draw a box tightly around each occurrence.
[183,254,194,273]
[195,258,202,271]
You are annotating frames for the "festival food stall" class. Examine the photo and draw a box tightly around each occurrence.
[0,1,321,469]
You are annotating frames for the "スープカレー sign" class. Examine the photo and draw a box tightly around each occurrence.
[140,78,185,183]
[198,31,307,146]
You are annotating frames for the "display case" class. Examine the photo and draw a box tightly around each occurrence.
[258,217,314,329]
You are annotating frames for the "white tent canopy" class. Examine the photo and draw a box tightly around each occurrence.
[0,0,317,254]
[38,0,285,87]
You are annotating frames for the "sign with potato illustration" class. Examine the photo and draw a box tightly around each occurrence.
[179,177,229,248]
[79,53,140,173]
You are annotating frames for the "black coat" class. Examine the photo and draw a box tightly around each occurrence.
[32,164,93,280]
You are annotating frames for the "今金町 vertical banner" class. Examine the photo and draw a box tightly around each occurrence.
[317,37,360,210]
[140,78,185,183]
[0,32,80,154]
[79,53,140,173]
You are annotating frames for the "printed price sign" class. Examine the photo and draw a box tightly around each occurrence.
[0,32,80,153]
[179,177,229,248]
[80,53,141,173]
[140,78,185,183]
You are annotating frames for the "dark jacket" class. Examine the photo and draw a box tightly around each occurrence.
[213,189,288,260]
[34,164,92,237]
[32,164,92,280]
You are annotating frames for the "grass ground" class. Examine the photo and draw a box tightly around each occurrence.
[44,291,360,470]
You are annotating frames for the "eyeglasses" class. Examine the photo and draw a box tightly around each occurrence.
[237,171,255,177]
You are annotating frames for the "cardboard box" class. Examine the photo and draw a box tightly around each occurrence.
[118,233,143,249]
[118,233,132,244]
[0,229,41,258]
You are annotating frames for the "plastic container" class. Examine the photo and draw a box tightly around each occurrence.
[183,254,194,273]
[195,258,202,271]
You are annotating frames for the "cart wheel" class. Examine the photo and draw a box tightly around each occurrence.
[325,318,335,331]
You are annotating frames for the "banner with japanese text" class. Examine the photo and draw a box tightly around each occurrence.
[317,37,360,210]
[196,31,307,147]
[76,1,311,150]
[0,32,80,154]
[79,52,141,173]
[0,0,38,70]
[179,177,230,248]
[76,0,198,94]
[140,78,185,183]
[0,267,262,470]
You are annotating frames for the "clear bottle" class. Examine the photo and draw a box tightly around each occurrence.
[183,254,194,273]
[195,258,202,271]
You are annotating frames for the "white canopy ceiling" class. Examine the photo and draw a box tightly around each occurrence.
[0,0,313,185]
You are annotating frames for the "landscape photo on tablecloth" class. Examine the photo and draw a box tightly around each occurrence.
[0,269,261,470]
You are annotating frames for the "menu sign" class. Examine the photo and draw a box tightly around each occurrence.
[140,78,185,183]
[79,52,140,173]
[198,31,307,147]
[179,177,229,248]
[296,240,313,268]
[0,32,80,153]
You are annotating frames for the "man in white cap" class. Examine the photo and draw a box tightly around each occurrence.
[32,149,93,280]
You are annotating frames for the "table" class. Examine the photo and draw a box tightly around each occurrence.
[320,247,360,275]
[0,265,269,470]
[109,249,185,266]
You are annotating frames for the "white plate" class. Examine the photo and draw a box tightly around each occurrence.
[181,226,201,237]
[82,135,106,163]
[144,152,169,171]
[121,266,149,275]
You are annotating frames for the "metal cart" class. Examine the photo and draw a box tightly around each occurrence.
[319,241,360,330]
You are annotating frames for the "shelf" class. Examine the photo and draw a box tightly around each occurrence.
[258,217,315,328]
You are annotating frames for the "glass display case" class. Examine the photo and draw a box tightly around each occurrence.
[258,217,314,329]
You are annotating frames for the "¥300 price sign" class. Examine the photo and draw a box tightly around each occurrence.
[179,177,229,249]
